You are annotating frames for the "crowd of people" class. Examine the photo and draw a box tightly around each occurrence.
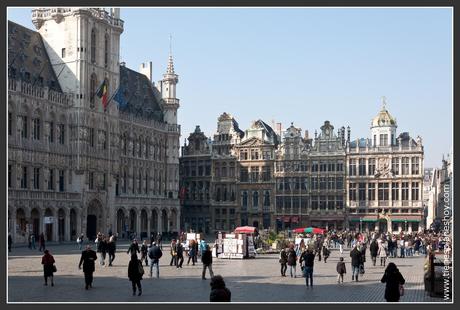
[276,229,447,302]
[22,228,447,302]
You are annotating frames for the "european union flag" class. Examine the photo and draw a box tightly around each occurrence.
[114,86,128,109]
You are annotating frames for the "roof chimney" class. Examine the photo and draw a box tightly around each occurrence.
[139,61,153,82]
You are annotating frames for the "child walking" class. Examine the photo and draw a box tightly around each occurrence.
[336,257,346,283]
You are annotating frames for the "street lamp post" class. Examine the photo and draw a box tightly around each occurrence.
[405,220,408,232]
[360,218,363,233]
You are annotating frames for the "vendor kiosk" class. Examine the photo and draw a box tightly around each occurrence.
[218,226,257,259]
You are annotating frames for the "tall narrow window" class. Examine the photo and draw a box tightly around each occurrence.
[104,33,109,68]
[89,172,94,190]
[59,170,65,192]
[264,190,270,207]
[115,174,119,196]
[91,29,96,64]
[401,182,409,201]
[401,157,410,175]
[412,182,419,200]
[358,183,366,201]
[242,191,248,209]
[349,159,357,176]
[48,121,54,143]
[90,74,97,107]
[411,157,420,175]
[61,48,66,58]
[89,128,95,147]
[20,116,28,138]
[358,158,366,176]
[368,158,376,175]
[380,134,388,146]
[58,124,65,144]
[392,183,399,201]
[21,166,28,189]
[33,167,40,189]
[349,183,357,201]
[32,118,40,140]
[48,169,54,190]
[252,191,259,208]
[378,183,389,201]
[368,183,376,201]
[103,173,106,190]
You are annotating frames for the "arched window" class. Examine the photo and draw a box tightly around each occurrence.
[90,73,97,107]
[91,28,96,64]
[104,33,109,68]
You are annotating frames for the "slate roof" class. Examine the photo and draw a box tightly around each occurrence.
[118,65,164,121]
[8,20,62,92]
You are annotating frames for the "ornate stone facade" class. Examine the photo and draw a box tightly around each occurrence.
[8,8,180,243]
[346,104,424,233]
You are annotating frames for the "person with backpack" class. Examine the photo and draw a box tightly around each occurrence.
[148,242,163,278]
[128,253,144,296]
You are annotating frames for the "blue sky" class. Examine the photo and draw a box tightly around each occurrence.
[8,7,452,168]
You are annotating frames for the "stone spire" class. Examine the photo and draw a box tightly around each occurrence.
[166,34,175,74]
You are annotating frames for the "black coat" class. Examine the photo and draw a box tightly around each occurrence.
[287,249,297,266]
[127,242,140,254]
[79,249,97,273]
[128,258,143,282]
[148,245,163,260]
[202,249,213,265]
[381,270,405,301]
[350,248,361,266]
[279,249,288,264]
[176,243,184,257]
[107,241,116,254]
[336,262,346,274]
[370,241,379,257]
[300,252,315,267]
[210,287,231,302]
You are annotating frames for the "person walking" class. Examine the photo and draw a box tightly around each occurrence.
[127,239,140,256]
[279,247,288,277]
[381,262,406,302]
[299,248,315,287]
[287,244,297,278]
[209,275,231,302]
[96,235,106,266]
[359,242,367,275]
[140,240,149,266]
[39,233,46,252]
[8,233,12,252]
[399,238,405,258]
[322,241,330,263]
[169,239,178,267]
[107,237,116,266]
[379,240,388,267]
[187,239,197,266]
[77,234,84,250]
[156,232,163,250]
[350,244,361,282]
[148,242,163,278]
[201,245,214,280]
[78,245,97,290]
[128,253,144,296]
[336,256,346,283]
[176,241,184,268]
[370,239,379,266]
[315,238,322,262]
[41,249,56,286]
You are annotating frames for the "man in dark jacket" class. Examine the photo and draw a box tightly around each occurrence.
[202,245,214,280]
[78,245,97,289]
[127,239,140,256]
[350,244,361,282]
[148,242,163,278]
[299,249,315,287]
[279,248,288,277]
[210,275,231,302]
[370,239,379,266]
[107,238,116,266]
[176,242,184,268]
[128,253,143,296]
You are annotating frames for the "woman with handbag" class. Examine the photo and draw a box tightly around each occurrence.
[128,253,144,296]
[41,249,56,286]
[381,262,405,302]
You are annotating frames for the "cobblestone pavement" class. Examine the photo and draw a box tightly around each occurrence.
[8,242,447,303]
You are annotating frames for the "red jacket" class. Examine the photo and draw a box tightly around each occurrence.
[42,254,55,266]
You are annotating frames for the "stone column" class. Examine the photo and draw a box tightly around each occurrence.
[76,209,82,237]
[65,209,71,241]
[147,217,151,237]
[53,208,59,242]
[136,209,141,238]
[157,210,163,233]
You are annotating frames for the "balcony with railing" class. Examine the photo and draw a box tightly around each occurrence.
[8,189,81,202]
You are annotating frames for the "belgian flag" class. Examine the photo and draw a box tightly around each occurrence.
[96,79,108,110]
